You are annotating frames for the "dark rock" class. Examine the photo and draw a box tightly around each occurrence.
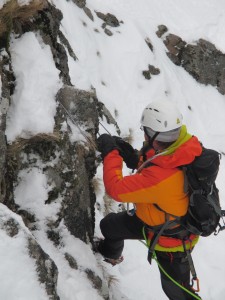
[142,64,160,80]
[72,0,86,8]
[104,28,113,36]
[0,51,11,204]
[218,68,225,95]
[83,7,94,21]
[28,238,59,300]
[56,85,99,136]
[145,38,153,52]
[142,70,151,80]
[149,65,160,75]
[164,34,186,65]
[18,209,36,229]
[165,35,225,94]
[101,23,107,29]
[65,253,78,269]
[85,268,102,290]
[58,31,78,61]
[96,11,120,27]
[47,229,61,246]
[156,24,168,38]
[54,86,99,243]
[181,39,221,86]
[33,3,73,85]
[3,218,19,237]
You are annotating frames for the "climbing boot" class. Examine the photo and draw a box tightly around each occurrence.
[103,256,124,266]
[93,238,124,266]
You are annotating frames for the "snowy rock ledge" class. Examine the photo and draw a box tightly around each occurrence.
[0,203,59,299]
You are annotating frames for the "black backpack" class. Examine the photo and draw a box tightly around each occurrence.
[147,147,225,262]
[181,147,225,237]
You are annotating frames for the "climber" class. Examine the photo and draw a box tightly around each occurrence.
[96,100,202,300]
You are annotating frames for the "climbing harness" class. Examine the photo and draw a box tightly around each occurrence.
[141,227,201,300]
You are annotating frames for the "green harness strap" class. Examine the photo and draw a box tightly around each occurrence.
[141,227,201,300]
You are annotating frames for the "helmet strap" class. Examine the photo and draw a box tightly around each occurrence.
[148,132,159,149]
[143,127,159,149]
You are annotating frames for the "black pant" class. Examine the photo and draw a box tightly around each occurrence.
[99,211,201,300]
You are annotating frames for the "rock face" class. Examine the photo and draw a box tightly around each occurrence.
[5,85,99,243]
[0,51,9,203]
[95,11,120,27]
[0,1,102,297]
[72,0,86,8]
[163,32,225,95]
[55,86,99,243]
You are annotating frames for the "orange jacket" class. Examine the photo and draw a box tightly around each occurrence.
[103,135,202,250]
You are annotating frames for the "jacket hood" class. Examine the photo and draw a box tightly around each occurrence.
[146,126,202,168]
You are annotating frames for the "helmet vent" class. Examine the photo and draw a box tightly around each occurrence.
[140,100,183,132]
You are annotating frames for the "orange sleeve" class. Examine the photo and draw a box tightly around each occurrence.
[103,150,179,204]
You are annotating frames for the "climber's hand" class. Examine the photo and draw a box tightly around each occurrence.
[97,134,118,159]
[113,136,139,169]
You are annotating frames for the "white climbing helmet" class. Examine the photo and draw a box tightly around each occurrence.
[140,100,183,142]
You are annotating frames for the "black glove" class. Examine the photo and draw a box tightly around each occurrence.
[113,136,139,169]
[97,134,118,159]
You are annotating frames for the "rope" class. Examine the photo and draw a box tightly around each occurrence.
[99,121,112,135]
[136,150,168,173]
[58,101,97,151]
[141,227,201,300]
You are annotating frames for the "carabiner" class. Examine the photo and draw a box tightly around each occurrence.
[191,277,200,293]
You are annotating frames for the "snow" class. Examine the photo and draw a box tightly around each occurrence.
[0,0,32,9]
[14,167,61,223]
[17,0,32,6]
[1,0,225,299]
[0,204,48,300]
[6,32,62,142]
[0,0,8,9]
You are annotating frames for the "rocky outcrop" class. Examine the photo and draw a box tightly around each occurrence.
[0,51,10,203]
[142,64,160,80]
[0,204,59,299]
[95,11,120,27]
[72,0,86,9]
[5,85,99,244]
[28,238,59,300]
[0,1,102,296]
[161,30,225,95]
[54,86,99,243]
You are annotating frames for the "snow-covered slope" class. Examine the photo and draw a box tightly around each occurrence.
[1,0,225,299]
